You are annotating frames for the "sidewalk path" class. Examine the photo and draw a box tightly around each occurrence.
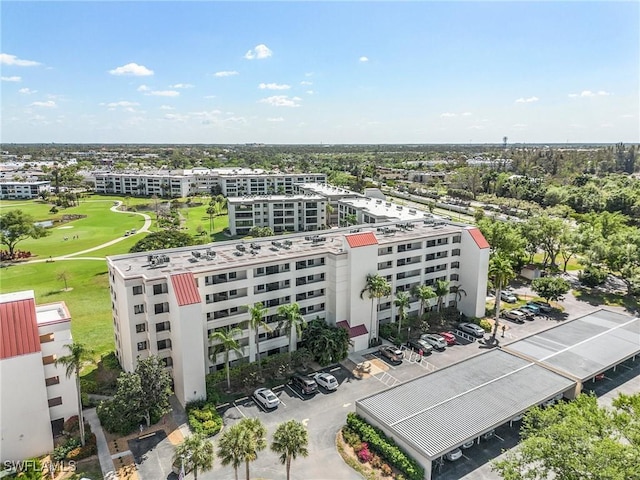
[85,408,118,480]
[25,201,152,264]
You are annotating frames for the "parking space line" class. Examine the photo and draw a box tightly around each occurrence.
[285,383,304,400]
[494,434,505,442]
[619,364,633,370]
[233,401,247,418]
[329,366,341,372]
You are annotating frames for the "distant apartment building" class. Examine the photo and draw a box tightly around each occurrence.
[92,169,326,198]
[227,194,328,235]
[0,291,78,462]
[0,181,51,200]
[106,221,489,405]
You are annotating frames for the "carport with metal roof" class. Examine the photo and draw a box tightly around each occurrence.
[504,309,640,385]
[355,349,575,480]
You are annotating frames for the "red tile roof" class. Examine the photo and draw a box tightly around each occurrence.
[468,227,490,249]
[0,298,41,360]
[345,231,378,248]
[171,273,202,306]
[337,320,369,338]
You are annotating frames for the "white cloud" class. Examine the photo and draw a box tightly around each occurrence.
[258,83,290,90]
[146,90,180,97]
[30,100,56,108]
[19,88,37,94]
[102,101,139,108]
[300,81,313,86]
[160,105,175,110]
[244,44,273,60]
[163,113,189,122]
[306,90,315,95]
[109,62,154,76]
[440,112,457,117]
[204,95,216,99]
[137,84,150,92]
[170,83,194,89]
[513,123,527,128]
[213,70,239,78]
[515,96,539,103]
[267,117,284,122]
[600,123,614,128]
[621,114,635,118]
[359,56,369,62]
[0,53,41,67]
[469,125,484,130]
[461,112,472,116]
[259,95,302,107]
[1,76,21,82]
[569,90,611,98]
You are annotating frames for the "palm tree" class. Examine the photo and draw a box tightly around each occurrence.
[238,417,267,480]
[217,423,245,480]
[206,205,216,234]
[271,420,309,480]
[360,273,391,344]
[394,291,411,336]
[452,285,467,309]
[247,302,270,380]
[277,303,306,360]
[489,254,516,342]
[411,284,437,318]
[435,279,450,312]
[174,433,214,480]
[209,327,243,391]
[55,342,93,446]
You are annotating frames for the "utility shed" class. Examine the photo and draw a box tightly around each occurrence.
[504,309,640,384]
[355,349,575,480]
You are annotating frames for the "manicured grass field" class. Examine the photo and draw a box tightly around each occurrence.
[0,194,230,360]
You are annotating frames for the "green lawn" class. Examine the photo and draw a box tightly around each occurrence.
[0,260,114,358]
[0,195,231,361]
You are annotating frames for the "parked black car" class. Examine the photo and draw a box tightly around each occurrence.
[406,338,434,355]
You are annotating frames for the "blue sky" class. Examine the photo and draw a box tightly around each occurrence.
[1,1,638,144]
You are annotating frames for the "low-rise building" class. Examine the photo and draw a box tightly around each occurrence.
[0,291,78,462]
[0,181,51,200]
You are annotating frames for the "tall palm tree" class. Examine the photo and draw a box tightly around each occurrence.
[271,420,310,480]
[277,303,306,360]
[174,433,214,480]
[247,302,270,380]
[209,327,243,391]
[55,342,93,446]
[217,423,245,480]
[238,417,267,480]
[452,285,467,309]
[489,254,516,342]
[360,273,391,344]
[206,205,216,234]
[394,291,411,336]
[411,284,437,318]
[435,279,450,312]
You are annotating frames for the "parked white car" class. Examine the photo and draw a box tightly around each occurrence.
[313,372,339,391]
[254,388,280,410]
[445,448,463,461]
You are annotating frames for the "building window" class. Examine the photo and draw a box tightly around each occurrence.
[156,321,171,332]
[157,339,172,350]
[45,376,60,386]
[452,235,461,243]
[135,323,146,333]
[134,304,145,314]
[48,397,63,407]
[132,285,143,295]
[162,357,173,367]
[153,283,168,295]
[154,302,169,314]
[451,261,460,268]
[450,274,460,281]
[42,354,56,365]
[452,248,461,256]
[137,341,148,351]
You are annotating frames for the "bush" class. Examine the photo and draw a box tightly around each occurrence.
[479,319,492,332]
[346,413,424,480]
[80,378,98,394]
[357,443,373,463]
[381,463,393,476]
[63,416,79,434]
[186,402,223,437]
[52,437,81,461]
[579,266,608,287]
[342,426,362,448]
[66,435,97,461]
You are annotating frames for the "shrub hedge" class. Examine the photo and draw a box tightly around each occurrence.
[186,401,223,437]
[346,413,424,480]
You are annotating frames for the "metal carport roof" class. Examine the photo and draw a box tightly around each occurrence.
[504,309,640,382]
[356,349,575,460]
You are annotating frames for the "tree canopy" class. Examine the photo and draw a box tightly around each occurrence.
[531,276,570,303]
[0,209,48,257]
[493,393,640,480]
[129,230,196,253]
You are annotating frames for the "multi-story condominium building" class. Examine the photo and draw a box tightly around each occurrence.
[337,197,428,226]
[227,194,328,235]
[295,184,361,226]
[0,181,51,200]
[106,221,489,405]
[92,169,326,198]
[0,291,79,462]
